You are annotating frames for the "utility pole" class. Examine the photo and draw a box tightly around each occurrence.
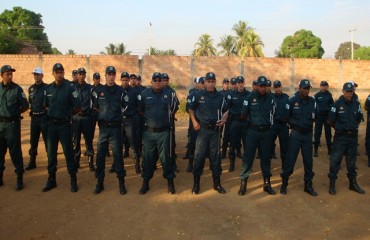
[149,22,152,55]
[349,28,357,60]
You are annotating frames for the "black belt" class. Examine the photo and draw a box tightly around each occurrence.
[199,123,218,130]
[292,126,312,134]
[99,121,121,128]
[146,127,169,133]
[251,125,271,131]
[0,116,19,123]
[336,129,358,138]
[32,111,46,117]
[49,118,70,125]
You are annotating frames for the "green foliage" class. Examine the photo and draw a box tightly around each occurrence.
[193,34,217,56]
[335,41,361,59]
[51,47,62,54]
[354,46,370,60]
[146,47,176,56]
[0,6,53,53]
[276,29,324,58]
[176,98,188,118]
[217,35,237,56]
[66,49,76,55]
[101,43,131,55]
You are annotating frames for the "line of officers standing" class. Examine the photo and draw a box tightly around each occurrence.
[0,63,369,196]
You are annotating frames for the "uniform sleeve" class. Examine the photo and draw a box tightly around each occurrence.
[225,93,232,109]
[221,98,228,113]
[172,91,179,114]
[365,95,370,111]
[328,102,337,123]
[189,94,199,111]
[357,102,364,123]
[137,92,144,113]
[240,97,250,117]
[70,86,81,111]
[312,98,317,120]
[18,86,29,113]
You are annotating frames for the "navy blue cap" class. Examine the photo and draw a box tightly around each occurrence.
[256,76,268,86]
[205,72,216,80]
[121,72,129,78]
[106,66,116,74]
[230,77,237,84]
[72,70,77,75]
[299,79,312,88]
[152,72,162,79]
[252,80,257,86]
[162,73,169,79]
[53,63,64,72]
[343,82,355,91]
[77,67,86,74]
[222,78,229,83]
[1,65,16,73]
[273,80,282,87]
[266,80,271,86]
[129,73,137,79]
[137,75,141,80]
[236,76,245,83]
[320,80,328,86]
[93,72,100,79]
[198,77,205,84]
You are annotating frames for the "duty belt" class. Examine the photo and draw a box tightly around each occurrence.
[291,126,312,134]
[32,111,46,117]
[336,129,358,138]
[99,121,121,128]
[251,125,271,131]
[0,116,20,123]
[49,118,70,125]
[199,123,218,130]
[145,127,169,133]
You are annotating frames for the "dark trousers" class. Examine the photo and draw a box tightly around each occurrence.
[96,126,126,180]
[365,114,370,155]
[221,118,231,149]
[328,132,358,180]
[281,130,314,181]
[0,121,24,174]
[313,114,332,148]
[229,120,248,159]
[193,127,222,177]
[29,115,48,157]
[122,116,140,155]
[141,130,175,180]
[47,121,77,174]
[271,121,289,163]
[73,115,94,160]
[186,118,198,158]
[240,128,272,180]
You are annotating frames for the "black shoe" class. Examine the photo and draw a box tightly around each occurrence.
[15,174,24,191]
[329,180,336,195]
[25,160,36,170]
[186,158,193,173]
[42,179,57,192]
[349,179,365,194]
[263,177,276,195]
[119,177,127,195]
[109,167,115,173]
[192,176,200,194]
[228,158,235,172]
[88,156,95,172]
[71,181,78,192]
[304,181,318,196]
[168,179,176,194]
[238,179,247,196]
[280,177,289,194]
[93,181,104,194]
[214,184,226,194]
[313,147,318,158]
[139,179,150,195]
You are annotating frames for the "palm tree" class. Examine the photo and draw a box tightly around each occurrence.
[217,35,237,56]
[102,43,131,55]
[193,34,217,56]
[232,20,251,53]
[238,30,264,58]
[66,49,76,55]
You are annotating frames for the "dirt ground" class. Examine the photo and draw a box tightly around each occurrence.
[0,116,369,240]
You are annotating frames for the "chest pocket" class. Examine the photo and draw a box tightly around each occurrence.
[6,90,18,108]
[198,100,207,113]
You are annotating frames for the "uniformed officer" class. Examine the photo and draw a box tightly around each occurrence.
[226,76,250,172]
[26,67,48,170]
[280,79,317,196]
[120,72,131,159]
[229,77,242,158]
[238,76,276,196]
[230,77,238,91]
[93,66,127,195]
[189,72,227,195]
[42,63,81,193]
[220,78,231,159]
[133,74,147,160]
[365,93,370,167]
[0,65,29,190]
[91,72,102,142]
[71,70,78,85]
[313,80,333,157]
[252,80,258,92]
[72,67,94,170]
[137,72,178,195]
[271,80,290,166]
[328,82,365,195]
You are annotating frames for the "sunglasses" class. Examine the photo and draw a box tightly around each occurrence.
[153,79,162,82]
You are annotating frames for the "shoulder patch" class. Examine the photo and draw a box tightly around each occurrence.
[72,91,78,98]
[331,107,336,113]
[243,100,248,106]
[137,95,141,101]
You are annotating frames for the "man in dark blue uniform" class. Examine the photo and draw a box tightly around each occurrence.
[238,76,276,196]
[328,83,365,195]
[42,63,81,193]
[119,72,131,159]
[229,77,242,158]
[226,76,250,172]
[137,72,178,195]
[133,74,146,162]
[313,80,333,157]
[220,78,231,159]
[280,79,317,196]
[271,80,290,166]
[26,67,48,170]
[73,67,95,171]
[365,94,370,167]
[0,65,29,190]
[92,66,127,195]
[71,70,78,85]
[189,72,227,195]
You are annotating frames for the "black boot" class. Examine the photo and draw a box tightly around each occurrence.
[280,177,289,194]
[135,158,141,174]
[236,148,242,158]
[349,179,365,194]
[183,148,190,159]
[42,173,57,192]
[70,173,78,193]
[93,179,104,194]
[313,146,318,157]
[228,158,235,172]
[15,173,24,191]
[221,146,227,159]
[139,179,150,195]
[119,176,127,195]
[0,171,3,186]
[327,146,332,156]
[75,158,80,169]
[213,176,226,194]
[123,146,129,158]
[109,165,115,173]
[186,158,193,173]
[304,180,318,196]
[238,178,247,196]
[192,175,200,194]
[263,177,276,195]
[25,156,37,170]
[88,156,95,172]
[329,179,336,195]
[167,179,176,194]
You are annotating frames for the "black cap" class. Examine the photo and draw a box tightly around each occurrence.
[273,80,282,87]
[222,78,229,83]
[230,77,237,84]
[152,72,162,79]
[137,75,142,81]
[77,67,86,74]
[1,65,16,73]
[252,80,257,86]
[343,82,355,91]
[93,72,100,79]
[348,81,358,87]
[53,63,64,72]
[205,72,216,80]
[320,80,328,86]
[121,72,129,78]
[256,76,268,86]
[236,76,244,83]
[299,79,312,88]
[129,73,137,79]
[198,77,205,84]
[72,69,78,75]
[105,66,116,74]
[266,80,271,87]
[161,73,169,79]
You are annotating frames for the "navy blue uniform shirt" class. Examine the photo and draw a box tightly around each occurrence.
[287,92,317,129]
[329,95,363,131]
[241,91,275,126]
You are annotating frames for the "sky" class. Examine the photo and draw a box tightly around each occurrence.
[1,0,370,58]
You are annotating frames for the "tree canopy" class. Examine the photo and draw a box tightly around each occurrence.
[100,43,131,55]
[276,29,324,58]
[0,6,54,53]
[335,41,361,59]
[354,46,370,60]
[146,47,176,56]
[193,34,217,56]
